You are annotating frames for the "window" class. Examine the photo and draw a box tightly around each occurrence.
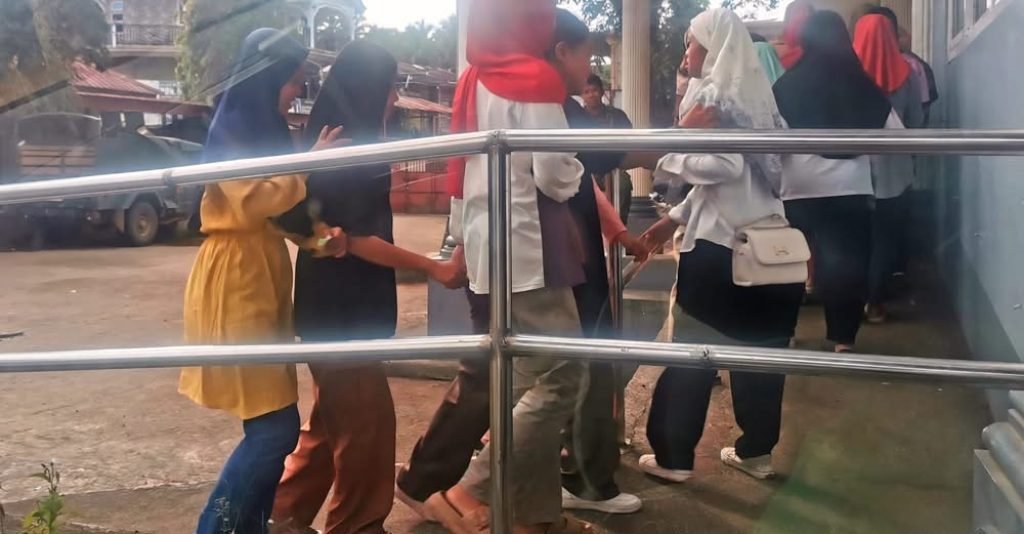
[949,0,1014,58]
[110,0,124,12]
[950,0,966,39]
[974,0,989,18]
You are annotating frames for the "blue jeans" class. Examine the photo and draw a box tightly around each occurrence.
[196,405,300,534]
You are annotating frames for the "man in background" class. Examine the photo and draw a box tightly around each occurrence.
[581,74,634,223]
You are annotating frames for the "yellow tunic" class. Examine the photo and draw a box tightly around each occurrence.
[179,174,307,420]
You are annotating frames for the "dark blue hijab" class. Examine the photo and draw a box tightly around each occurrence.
[203,28,309,163]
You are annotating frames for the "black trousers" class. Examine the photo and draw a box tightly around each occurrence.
[397,290,491,502]
[869,192,910,305]
[786,196,873,345]
[646,240,800,470]
[647,365,786,470]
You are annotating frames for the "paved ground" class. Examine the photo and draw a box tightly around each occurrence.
[0,216,992,533]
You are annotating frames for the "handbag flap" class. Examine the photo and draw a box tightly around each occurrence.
[741,227,811,265]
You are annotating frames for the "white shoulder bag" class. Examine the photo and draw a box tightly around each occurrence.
[732,214,811,287]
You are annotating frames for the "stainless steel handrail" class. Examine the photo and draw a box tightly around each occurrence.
[0,335,489,373]
[508,335,1024,388]
[3,129,1024,205]
[4,129,1024,533]
[0,132,493,205]
[4,334,1023,386]
[502,128,1024,154]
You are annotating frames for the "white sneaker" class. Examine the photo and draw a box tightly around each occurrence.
[638,454,692,483]
[561,487,642,514]
[720,447,776,480]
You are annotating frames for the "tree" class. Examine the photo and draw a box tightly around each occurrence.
[430,15,459,71]
[0,0,109,115]
[176,0,288,101]
[565,0,779,125]
[362,18,458,70]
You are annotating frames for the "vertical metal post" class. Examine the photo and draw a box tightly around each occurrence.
[608,170,628,447]
[609,170,625,332]
[487,144,514,534]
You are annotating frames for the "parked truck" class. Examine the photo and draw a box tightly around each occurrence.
[0,113,204,248]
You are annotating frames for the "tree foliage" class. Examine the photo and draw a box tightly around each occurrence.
[361,16,459,70]
[0,0,109,114]
[566,0,703,125]
[176,0,289,101]
[0,0,108,76]
[565,0,778,125]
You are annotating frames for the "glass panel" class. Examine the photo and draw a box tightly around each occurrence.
[975,0,989,19]
[1,0,1021,533]
[952,0,967,35]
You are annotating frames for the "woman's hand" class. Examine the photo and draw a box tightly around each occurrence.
[312,226,347,258]
[617,233,651,263]
[680,104,718,129]
[311,125,346,152]
[429,259,469,289]
[451,245,466,269]
[639,216,679,253]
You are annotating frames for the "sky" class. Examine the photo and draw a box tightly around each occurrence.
[362,0,456,29]
[360,0,783,30]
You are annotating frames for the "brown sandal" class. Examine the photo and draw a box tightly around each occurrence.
[543,516,593,534]
[424,491,490,534]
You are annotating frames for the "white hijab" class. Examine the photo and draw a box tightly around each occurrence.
[677,8,786,194]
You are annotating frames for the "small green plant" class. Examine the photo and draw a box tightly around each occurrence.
[20,462,63,534]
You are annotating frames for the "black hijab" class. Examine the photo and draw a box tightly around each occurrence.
[304,41,398,147]
[203,28,308,163]
[773,10,891,132]
[284,41,401,342]
[300,41,398,231]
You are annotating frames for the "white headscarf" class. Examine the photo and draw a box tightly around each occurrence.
[679,8,786,194]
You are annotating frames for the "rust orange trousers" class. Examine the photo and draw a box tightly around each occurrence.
[273,362,396,534]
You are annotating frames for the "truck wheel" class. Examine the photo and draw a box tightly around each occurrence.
[125,200,159,247]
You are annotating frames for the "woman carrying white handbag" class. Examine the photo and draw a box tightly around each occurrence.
[636,8,806,483]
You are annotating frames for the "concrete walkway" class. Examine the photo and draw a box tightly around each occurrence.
[0,233,990,533]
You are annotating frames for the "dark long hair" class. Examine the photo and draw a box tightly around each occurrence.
[203,28,308,162]
[773,10,891,132]
[545,8,590,59]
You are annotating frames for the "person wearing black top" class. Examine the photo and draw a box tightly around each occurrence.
[581,74,635,222]
[773,10,893,353]
[272,41,462,534]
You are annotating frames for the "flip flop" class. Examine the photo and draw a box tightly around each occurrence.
[542,516,593,534]
[424,491,490,534]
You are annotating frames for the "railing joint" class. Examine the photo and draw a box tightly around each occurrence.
[489,129,510,153]
[697,345,714,369]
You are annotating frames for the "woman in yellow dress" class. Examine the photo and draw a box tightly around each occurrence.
[178,28,343,534]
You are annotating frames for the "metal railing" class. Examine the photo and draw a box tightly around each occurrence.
[112,24,185,47]
[3,128,1024,533]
